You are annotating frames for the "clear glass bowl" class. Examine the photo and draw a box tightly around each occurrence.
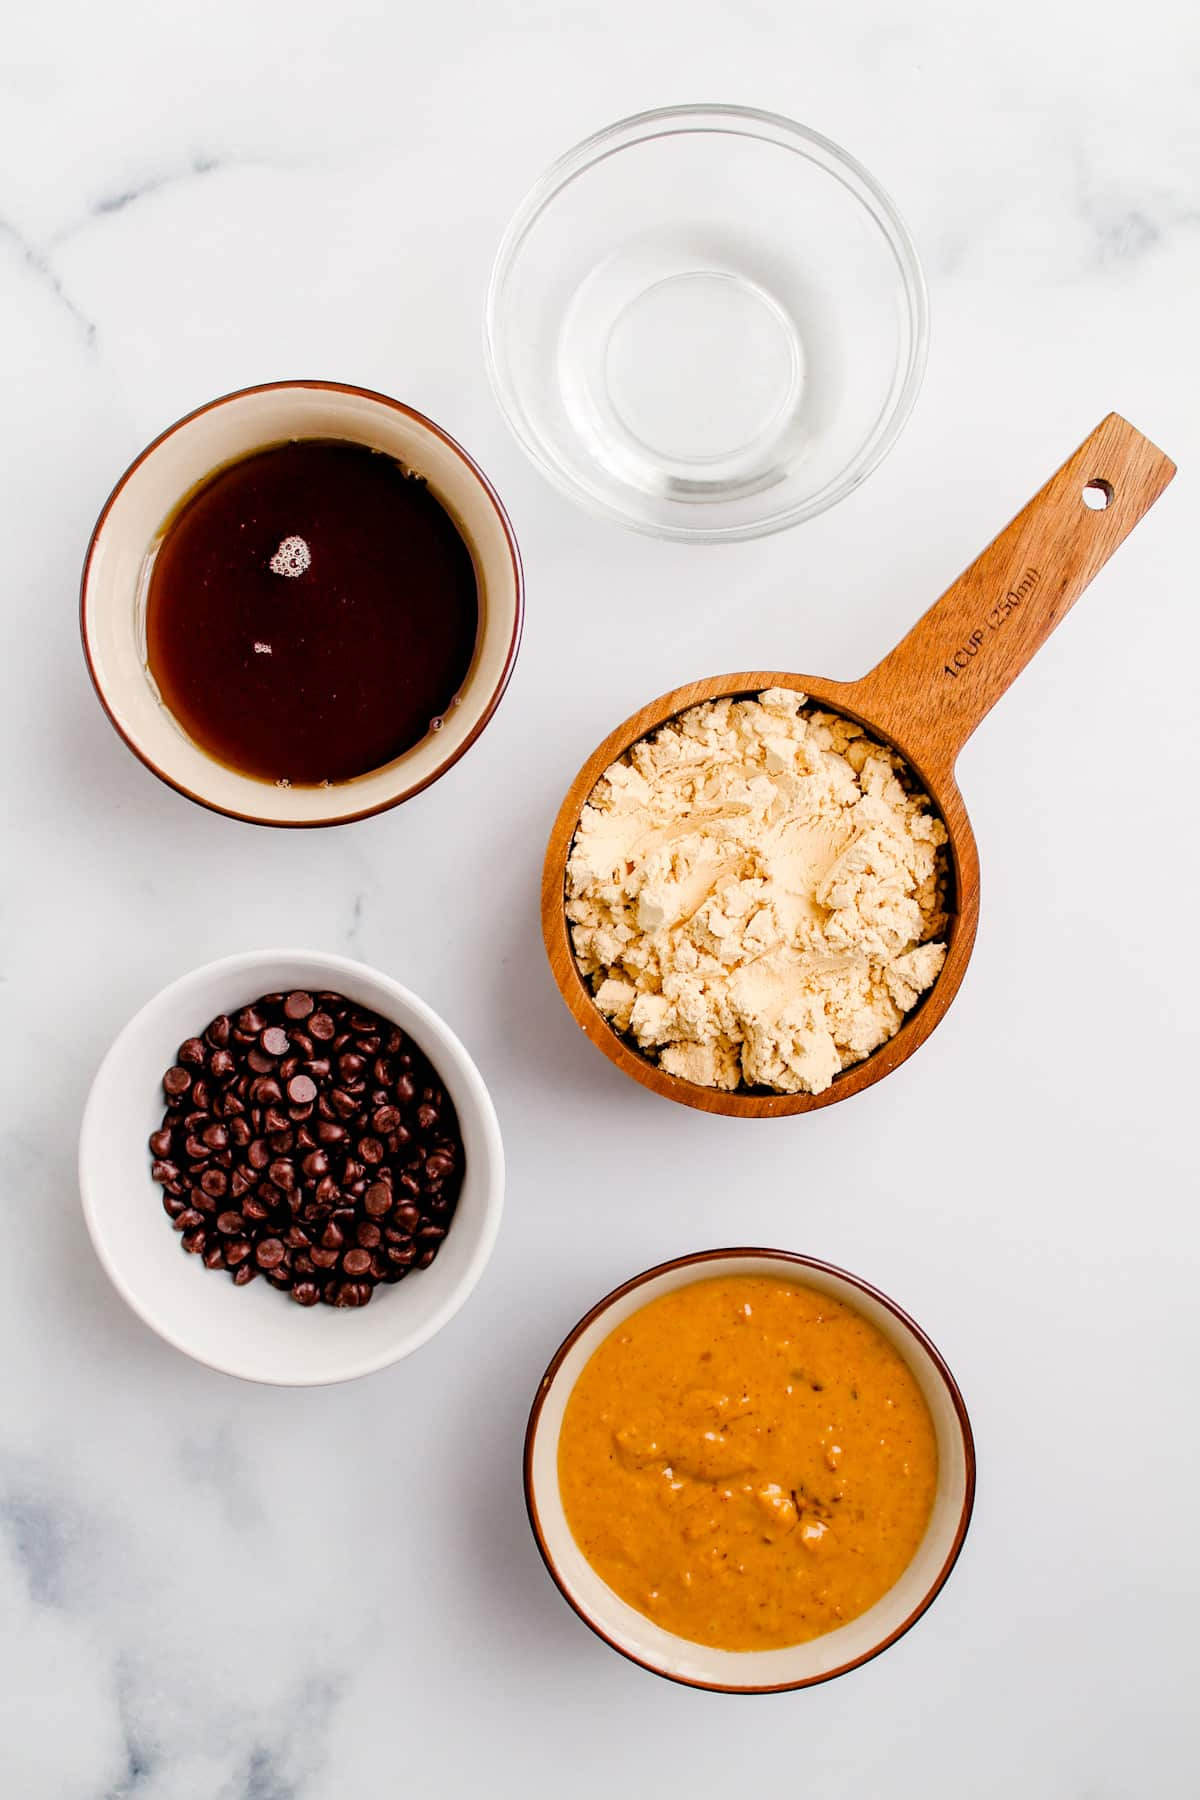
[485,105,929,542]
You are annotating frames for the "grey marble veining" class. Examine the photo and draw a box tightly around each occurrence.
[2,1,1199,1796]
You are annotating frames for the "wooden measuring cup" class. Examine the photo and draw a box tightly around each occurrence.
[543,414,1176,1116]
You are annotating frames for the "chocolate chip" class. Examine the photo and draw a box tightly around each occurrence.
[364,1182,392,1217]
[151,989,463,1308]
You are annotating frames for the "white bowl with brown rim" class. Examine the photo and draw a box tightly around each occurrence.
[80,381,523,827]
[525,1248,974,1692]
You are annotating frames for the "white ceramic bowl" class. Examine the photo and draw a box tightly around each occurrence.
[525,1248,974,1692]
[81,381,523,826]
[79,950,504,1384]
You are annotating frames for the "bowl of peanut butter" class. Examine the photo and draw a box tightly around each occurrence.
[525,1248,974,1692]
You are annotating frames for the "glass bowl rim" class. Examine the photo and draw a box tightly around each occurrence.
[483,102,930,543]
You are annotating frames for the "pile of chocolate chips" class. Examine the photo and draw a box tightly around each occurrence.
[149,991,463,1307]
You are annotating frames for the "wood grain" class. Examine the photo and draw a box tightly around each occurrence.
[542,415,1176,1117]
[853,413,1176,786]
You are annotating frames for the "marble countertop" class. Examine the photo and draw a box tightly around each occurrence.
[3,2,1198,1795]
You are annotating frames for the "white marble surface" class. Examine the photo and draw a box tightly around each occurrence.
[2,2,1198,1794]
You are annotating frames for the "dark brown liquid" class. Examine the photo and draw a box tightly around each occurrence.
[145,440,479,784]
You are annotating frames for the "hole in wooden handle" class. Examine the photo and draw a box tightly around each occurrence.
[1082,478,1114,511]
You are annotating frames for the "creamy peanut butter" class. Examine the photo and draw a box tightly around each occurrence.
[558,1275,938,1652]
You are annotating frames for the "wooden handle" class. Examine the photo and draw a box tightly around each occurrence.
[850,414,1175,781]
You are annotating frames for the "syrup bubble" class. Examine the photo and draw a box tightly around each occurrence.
[269,535,311,578]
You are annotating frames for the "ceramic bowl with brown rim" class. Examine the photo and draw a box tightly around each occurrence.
[81,381,523,827]
[525,1248,974,1693]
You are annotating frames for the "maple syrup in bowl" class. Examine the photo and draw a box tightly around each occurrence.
[82,382,523,826]
[146,440,479,786]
